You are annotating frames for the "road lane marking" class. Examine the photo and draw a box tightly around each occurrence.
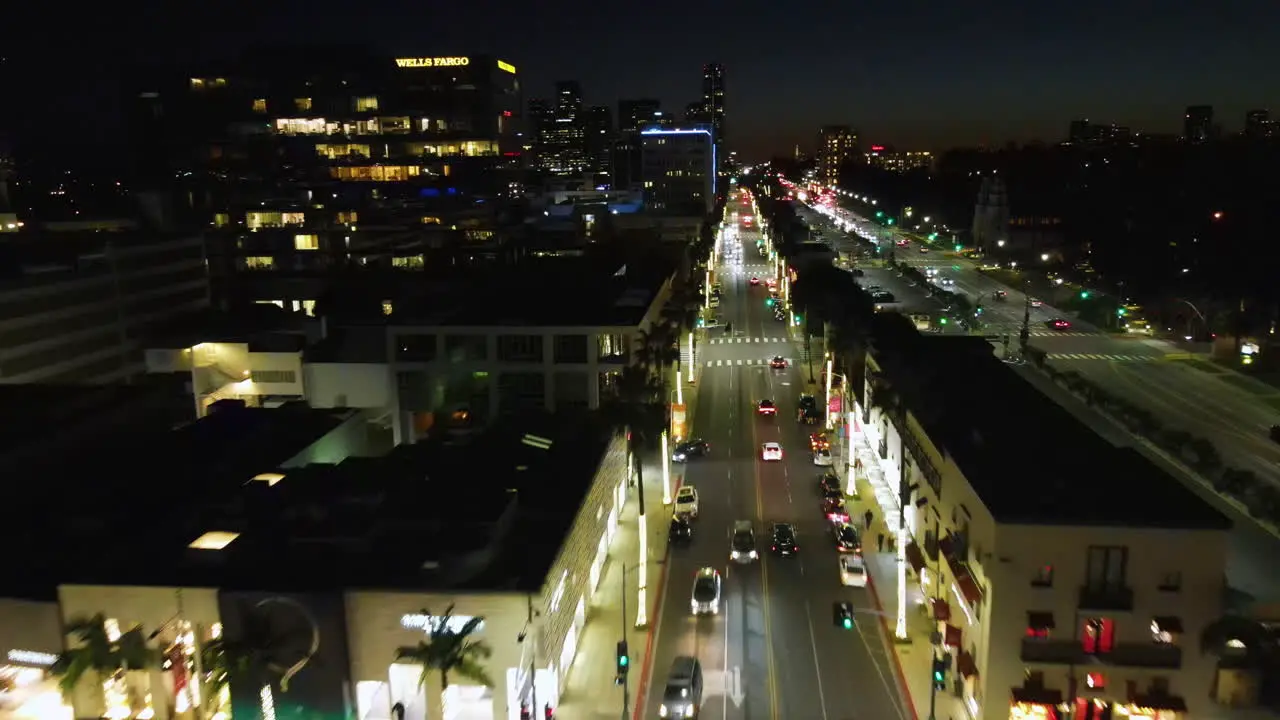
[750,392,781,720]
[803,600,831,720]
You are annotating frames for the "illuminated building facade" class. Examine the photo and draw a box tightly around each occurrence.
[640,125,716,215]
[1183,105,1213,144]
[817,125,857,186]
[617,99,662,134]
[864,146,934,173]
[583,105,615,185]
[536,81,587,176]
[702,63,727,166]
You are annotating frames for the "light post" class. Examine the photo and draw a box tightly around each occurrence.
[686,331,695,383]
[824,357,835,429]
[661,429,673,505]
[674,366,682,407]
[1175,298,1207,339]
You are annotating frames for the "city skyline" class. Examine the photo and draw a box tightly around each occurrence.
[5,0,1277,160]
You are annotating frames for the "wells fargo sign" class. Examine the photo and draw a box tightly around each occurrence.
[395,56,470,68]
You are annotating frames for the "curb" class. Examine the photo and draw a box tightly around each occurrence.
[864,565,920,720]
[630,476,679,720]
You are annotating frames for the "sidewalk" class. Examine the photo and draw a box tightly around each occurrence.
[557,381,699,720]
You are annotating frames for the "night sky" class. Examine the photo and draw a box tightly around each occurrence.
[9,0,1277,160]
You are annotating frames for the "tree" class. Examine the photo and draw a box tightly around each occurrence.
[51,615,161,714]
[394,606,493,693]
[1200,615,1275,668]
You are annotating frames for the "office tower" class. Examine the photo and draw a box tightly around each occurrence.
[1245,109,1272,139]
[816,126,857,186]
[1184,105,1213,144]
[541,81,587,175]
[641,125,716,215]
[583,105,615,184]
[702,63,726,167]
[971,176,1009,253]
[527,98,555,167]
[618,99,661,134]
[684,101,707,123]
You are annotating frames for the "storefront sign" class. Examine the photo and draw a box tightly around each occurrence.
[395,57,470,68]
[497,60,517,74]
[400,613,485,633]
[7,649,56,666]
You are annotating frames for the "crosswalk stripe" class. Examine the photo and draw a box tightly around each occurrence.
[700,357,796,367]
[707,337,789,345]
[1046,353,1160,361]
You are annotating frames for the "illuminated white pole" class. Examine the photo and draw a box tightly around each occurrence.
[661,430,673,505]
[896,529,909,639]
[845,410,857,496]
[704,269,711,310]
[675,366,683,407]
[686,332,694,382]
[824,359,834,429]
[636,514,649,627]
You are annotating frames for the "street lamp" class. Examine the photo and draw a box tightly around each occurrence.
[661,429,673,505]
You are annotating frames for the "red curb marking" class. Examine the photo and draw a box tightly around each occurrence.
[630,476,680,720]
[865,568,920,720]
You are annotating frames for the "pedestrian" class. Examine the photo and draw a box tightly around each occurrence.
[877,533,885,552]
[863,509,874,530]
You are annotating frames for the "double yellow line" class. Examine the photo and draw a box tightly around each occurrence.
[749,381,782,720]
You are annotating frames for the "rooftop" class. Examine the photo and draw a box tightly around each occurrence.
[16,410,612,597]
[868,313,1231,531]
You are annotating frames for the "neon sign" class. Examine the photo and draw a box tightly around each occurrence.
[497,60,517,74]
[871,145,885,152]
[396,57,470,68]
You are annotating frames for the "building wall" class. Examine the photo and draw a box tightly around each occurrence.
[306,362,391,408]
[0,599,62,659]
[280,409,371,465]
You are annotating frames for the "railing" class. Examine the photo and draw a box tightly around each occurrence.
[1021,639,1182,669]
[1078,584,1135,611]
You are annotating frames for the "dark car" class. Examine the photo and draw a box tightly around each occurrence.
[833,524,861,553]
[993,290,1008,301]
[798,395,818,412]
[771,522,798,556]
[672,439,710,462]
[823,497,850,524]
[669,516,693,545]
[819,472,841,496]
[1046,318,1071,330]
[757,399,777,416]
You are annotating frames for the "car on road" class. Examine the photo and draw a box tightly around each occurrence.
[818,472,841,496]
[770,522,798,556]
[757,399,777,416]
[669,515,693,545]
[823,497,850,524]
[812,448,833,466]
[833,523,861,553]
[810,432,831,451]
[690,567,722,615]
[701,316,720,328]
[660,657,704,720]
[839,556,868,587]
[761,442,783,461]
[675,486,699,518]
[872,291,896,303]
[1047,318,1072,330]
[993,290,1008,301]
[708,296,720,308]
[770,355,788,369]
[1030,298,1044,308]
[672,439,710,462]
[938,277,954,288]
[918,246,930,254]
[749,276,760,285]
[730,520,758,563]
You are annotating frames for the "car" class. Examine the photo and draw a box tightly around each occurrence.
[730,520,758,563]
[773,311,786,322]
[939,277,954,288]
[839,556,868,587]
[769,356,788,369]
[1030,298,1044,308]
[918,246,930,254]
[761,442,783,461]
[701,316,721,328]
[672,439,710,462]
[757,399,777,416]
[708,297,720,308]
[798,394,818,412]
[669,516,693,545]
[690,567,722,615]
[809,432,831,451]
[822,497,850,524]
[818,472,841,496]
[675,486,699,518]
[770,523,798,556]
[993,290,1008,301]
[812,448,833,466]
[872,291,896,303]
[833,524,861,553]
[749,276,760,285]
[1047,318,1071,330]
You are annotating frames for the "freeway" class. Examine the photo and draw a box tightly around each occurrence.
[810,196,1280,603]
[641,190,912,720]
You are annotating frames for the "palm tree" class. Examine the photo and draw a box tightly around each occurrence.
[601,363,667,530]
[394,606,493,693]
[52,615,161,714]
[200,599,321,719]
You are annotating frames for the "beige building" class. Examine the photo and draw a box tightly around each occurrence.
[817,125,857,187]
[849,314,1229,720]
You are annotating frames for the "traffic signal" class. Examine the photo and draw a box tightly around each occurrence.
[615,640,630,682]
[766,298,775,307]
[886,218,895,225]
[1117,307,1127,317]
[931,655,951,689]
[1080,291,1090,299]
[833,602,854,629]
[875,211,884,218]
[928,233,938,241]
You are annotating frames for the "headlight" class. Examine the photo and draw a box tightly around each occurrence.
[685,705,696,718]
[691,599,700,611]
[659,704,669,718]
[749,550,758,558]
[730,551,741,559]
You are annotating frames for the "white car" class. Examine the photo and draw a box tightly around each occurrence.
[840,555,868,587]
[761,443,783,461]
[690,567,722,615]
[812,448,833,466]
[675,486,699,518]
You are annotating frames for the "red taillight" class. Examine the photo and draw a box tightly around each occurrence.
[772,545,777,550]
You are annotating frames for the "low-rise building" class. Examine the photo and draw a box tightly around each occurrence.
[1,410,626,720]
[849,313,1230,720]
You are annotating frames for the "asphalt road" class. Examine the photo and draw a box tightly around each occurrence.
[811,198,1280,603]
[642,193,912,720]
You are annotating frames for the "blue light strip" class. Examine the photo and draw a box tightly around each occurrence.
[639,128,716,200]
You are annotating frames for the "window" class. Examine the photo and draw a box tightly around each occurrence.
[392,255,425,269]
[354,96,379,112]
[553,371,590,409]
[329,165,422,182]
[1031,565,1053,587]
[1157,571,1181,592]
[336,211,359,224]
[497,371,546,412]
[1025,612,1053,639]
[1080,618,1115,655]
[212,213,230,228]
[250,370,297,384]
[1085,546,1128,590]
[497,334,544,363]
[445,335,488,362]
[252,98,267,113]
[382,300,394,316]
[294,97,313,112]
[396,334,437,362]
[1151,617,1182,644]
[242,256,275,270]
[294,234,319,250]
[1084,672,1106,691]
[554,335,589,364]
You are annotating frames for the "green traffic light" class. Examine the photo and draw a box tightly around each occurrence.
[1080,291,1090,299]
[933,671,944,683]
[767,298,775,307]
[875,211,884,218]
[842,618,852,629]
[940,317,948,324]
[1117,308,1127,316]
[887,219,895,225]
[619,655,629,667]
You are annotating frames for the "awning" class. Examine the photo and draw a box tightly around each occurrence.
[1027,611,1055,630]
[931,598,951,622]
[944,624,962,647]
[905,541,926,574]
[957,650,978,678]
[955,572,984,607]
[1011,687,1061,705]
[1133,694,1188,712]
[1152,615,1183,634]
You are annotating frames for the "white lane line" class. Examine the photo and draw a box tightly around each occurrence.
[804,601,831,720]
[853,606,910,720]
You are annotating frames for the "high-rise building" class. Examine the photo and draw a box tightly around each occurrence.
[641,125,716,215]
[540,81,587,175]
[702,63,726,163]
[527,98,555,166]
[618,99,662,134]
[817,126,857,186]
[684,101,706,123]
[1184,105,1213,144]
[583,105,615,184]
[1066,120,1131,147]
[1245,109,1273,140]
[971,175,1009,253]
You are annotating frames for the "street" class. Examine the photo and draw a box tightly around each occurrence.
[639,192,912,720]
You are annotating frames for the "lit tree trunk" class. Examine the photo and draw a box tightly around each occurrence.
[632,436,649,628]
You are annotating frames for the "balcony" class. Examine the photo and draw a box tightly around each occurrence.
[1103,643,1183,669]
[1021,638,1085,664]
[1078,584,1134,611]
